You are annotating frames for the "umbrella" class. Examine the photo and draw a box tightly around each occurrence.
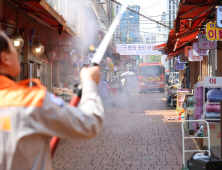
[121,71,135,76]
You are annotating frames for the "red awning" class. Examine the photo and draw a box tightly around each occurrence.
[166,49,184,61]
[14,0,79,37]
[157,0,215,60]
[153,43,166,50]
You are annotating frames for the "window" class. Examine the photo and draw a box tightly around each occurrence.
[139,66,162,76]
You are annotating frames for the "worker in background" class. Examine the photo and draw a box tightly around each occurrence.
[99,74,110,112]
[0,30,104,170]
[181,73,186,88]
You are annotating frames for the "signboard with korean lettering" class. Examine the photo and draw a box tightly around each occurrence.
[88,53,94,64]
[83,55,89,64]
[204,77,222,87]
[175,60,185,70]
[114,4,120,43]
[114,66,117,71]
[116,44,161,55]
[188,50,203,61]
[184,46,192,57]
[178,53,188,63]
[198,34,217,49]
[216,6,222,28]
[206,22,222,41]
[193,42,208,56]
[107,57,112,62]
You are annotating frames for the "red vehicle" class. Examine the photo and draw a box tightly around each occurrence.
[138,62,165,94]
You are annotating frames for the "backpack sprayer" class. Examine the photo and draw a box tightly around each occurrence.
[182,120,222,170]
[49,0,129,158]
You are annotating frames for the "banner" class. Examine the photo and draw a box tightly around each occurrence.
[206,22,222,41]
[114,4,120,43]
[198,34,217,49]
[116,44,161,55]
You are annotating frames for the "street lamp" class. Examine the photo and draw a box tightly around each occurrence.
[11,29,24,50]
[32,36,44,55]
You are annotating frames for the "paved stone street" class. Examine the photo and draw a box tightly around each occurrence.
[52,91,196,170]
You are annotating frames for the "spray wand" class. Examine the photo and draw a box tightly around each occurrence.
[50,0,129,158]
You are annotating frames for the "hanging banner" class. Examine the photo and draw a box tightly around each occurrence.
[206,22,222,41]
[184,46,192,57]
[189,50,203,61]
[114,4,121,43]
[193,42,208,56]
[116,44,161,55]
[216,6,222,28]
[198,34,217,49]
[178,53,188,63]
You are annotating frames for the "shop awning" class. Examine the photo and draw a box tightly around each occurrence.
[156,0,216,59]
[166,49,184,61]
[14,0,79,37]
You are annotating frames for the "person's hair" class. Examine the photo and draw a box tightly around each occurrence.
[0,31,10,54]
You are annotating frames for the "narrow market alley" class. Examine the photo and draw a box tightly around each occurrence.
[52,91,197,170]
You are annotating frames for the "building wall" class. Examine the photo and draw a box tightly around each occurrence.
[119,5,140,44]
[166,0,179,30]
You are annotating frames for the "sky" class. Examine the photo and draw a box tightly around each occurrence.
[117,0,167,38]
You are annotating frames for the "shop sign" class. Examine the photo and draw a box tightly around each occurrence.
[108,63,114,69]
[105,66,111,70]
[178,53,188,63]
[174,60,184,70]
[88,53,94,64]
[184,46,192,57]
[114,66,117,71]
[107,57,112,62]
[193,42,208,56]
[188,50,203,61]
[206,22,222,41]
[198,34,217,49]
[204,77,222,86]
[216,6,222,28]
[116,44,161,55]
[83,55,89,64]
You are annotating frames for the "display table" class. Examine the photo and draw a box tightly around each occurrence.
[56,94,72,103]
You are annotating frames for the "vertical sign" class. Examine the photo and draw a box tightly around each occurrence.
[114,4,120,43]
[216,6,222,28]
[198,34,217,49]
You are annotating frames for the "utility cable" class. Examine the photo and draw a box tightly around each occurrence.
[111,0,171,29]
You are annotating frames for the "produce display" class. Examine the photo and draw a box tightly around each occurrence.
[52,87,73,96]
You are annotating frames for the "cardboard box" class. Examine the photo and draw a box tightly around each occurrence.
[203,123,221,147]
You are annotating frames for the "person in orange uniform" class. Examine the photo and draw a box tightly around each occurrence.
[0,30,104,170]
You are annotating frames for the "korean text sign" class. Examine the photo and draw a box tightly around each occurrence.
[198,34,217,49]
[193,42,208,56]
[116,44,161,55]
[216,6,222,28]
[206,22,222,41]
[188,50,203,61]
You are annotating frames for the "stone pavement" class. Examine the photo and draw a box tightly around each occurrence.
[52,91,197,170]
